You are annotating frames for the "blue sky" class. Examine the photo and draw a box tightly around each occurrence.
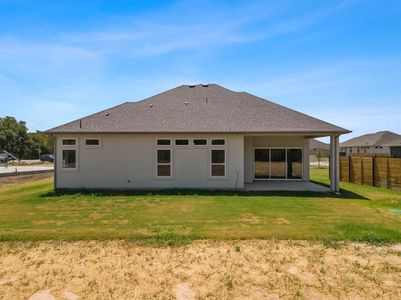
[0,0,400,141]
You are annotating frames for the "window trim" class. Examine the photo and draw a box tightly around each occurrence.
[83,137,102,148]
[156,148,173,179]
[253,147,303,181]
[192,138,208,146]
[62,149,78,170]
[61,138,77,146]
[60,137,78,171]
[210,138,226,146]
[156,139,171,146]
[210,148,227,179]
[174,138,190,146]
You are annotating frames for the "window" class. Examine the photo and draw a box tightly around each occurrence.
[211,149,225,177]
[157,149,171,177]
[62,150,76,168]
[211,139,225,146]
[175,139,189,146]
[62,139,76,146]
[157,139,171,146]
[85,139,100,146]
[287,149,302,179]
[270,149,286,179]
[193,139,207,146]
[254,149,269,179]
[254,148,303,180]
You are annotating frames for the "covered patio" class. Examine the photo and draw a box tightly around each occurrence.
[243,134,340,193]
[244,181,329,192]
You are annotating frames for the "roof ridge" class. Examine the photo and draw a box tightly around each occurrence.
[46,83,350,134]
[128,84,187,104]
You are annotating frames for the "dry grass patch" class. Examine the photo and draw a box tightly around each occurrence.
[0,240,401,299]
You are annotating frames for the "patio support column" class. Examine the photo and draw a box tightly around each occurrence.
[329,135,340,193]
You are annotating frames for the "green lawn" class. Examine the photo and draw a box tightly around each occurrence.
[1,168,401,244]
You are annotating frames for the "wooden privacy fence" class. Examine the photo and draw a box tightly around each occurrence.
[339,156,401,190]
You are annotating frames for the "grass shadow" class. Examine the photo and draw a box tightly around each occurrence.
[310,179,368,200]
[41,186,368,200]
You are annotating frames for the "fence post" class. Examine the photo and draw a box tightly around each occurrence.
[348,155,351,183]
[372,156,375,187]
[361,157,364,185]
[387,157,391,189]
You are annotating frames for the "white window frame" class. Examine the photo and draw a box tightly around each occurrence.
[61,138,77,146]
[210,148,227,179]
[210,138,226,146]
[156,138,171,146]
[83,137,102,148]
[253,147,303,181]
[156,148,173,179]
[192,138,208,146]
[60,138,78,171]
[174,138,190,147]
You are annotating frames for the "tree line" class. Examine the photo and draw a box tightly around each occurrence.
[0,116,53,159]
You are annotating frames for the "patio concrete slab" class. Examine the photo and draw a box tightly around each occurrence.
[244,181,329,192]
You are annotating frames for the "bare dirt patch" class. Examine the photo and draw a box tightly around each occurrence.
[0,173,52,188]
[0,240,400,299]
[240,214,261,224]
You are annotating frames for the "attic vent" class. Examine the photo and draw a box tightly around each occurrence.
[202,84,209,87]
[188,85,195,88]
[149,104,153,107]
[184,101,189,105]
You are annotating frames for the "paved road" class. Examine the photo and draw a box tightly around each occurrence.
[0,165,54,174]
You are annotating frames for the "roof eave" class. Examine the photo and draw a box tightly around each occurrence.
[46,129,351,135]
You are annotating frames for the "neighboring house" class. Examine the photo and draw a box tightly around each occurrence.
[46,84,349,192]
[340,131,401,157]
[309,139,330,156]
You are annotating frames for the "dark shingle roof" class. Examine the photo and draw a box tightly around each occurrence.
[47,84,350,134]
[340,131,401,147]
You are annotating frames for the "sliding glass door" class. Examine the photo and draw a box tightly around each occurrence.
[287,149,303,179]
[270,149,286,179]
[254,149,269,179]
[254,148,303,180]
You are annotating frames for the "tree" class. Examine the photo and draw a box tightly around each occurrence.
[0,117,53,159]
[28,131,54,158]
[0,116,30,158]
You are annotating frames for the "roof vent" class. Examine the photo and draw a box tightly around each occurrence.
[188,85,195,88]
[149,104,153,107]
[184,101,189,105]
[201,84,209,87]
[105,113,110,116]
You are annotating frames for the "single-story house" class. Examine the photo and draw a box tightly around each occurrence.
[340,131,401,157]
[46,84,350,192]
[309,139,330,156]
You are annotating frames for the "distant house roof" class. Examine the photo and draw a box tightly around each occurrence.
[340,131,401,147]
[47,84,350,135]
[310,139,330,150]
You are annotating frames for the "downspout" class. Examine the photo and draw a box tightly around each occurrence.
[52,135,57,191]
